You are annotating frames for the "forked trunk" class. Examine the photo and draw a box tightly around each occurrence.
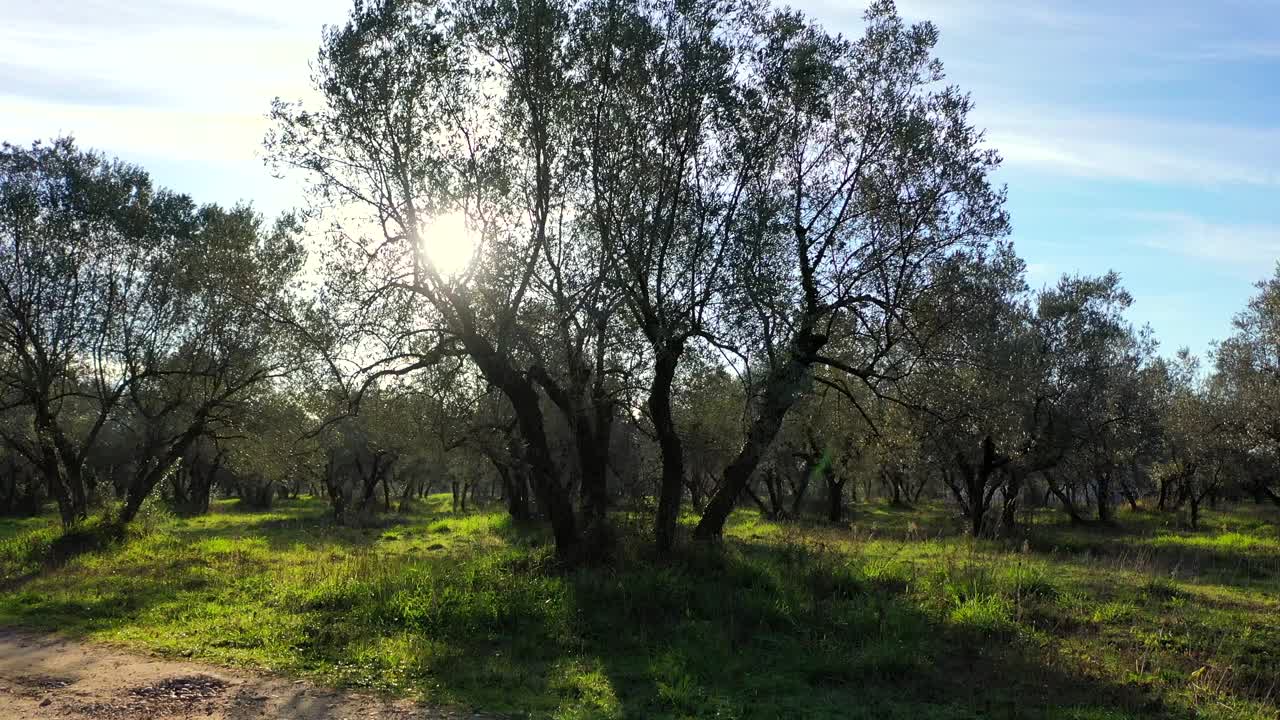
[466,332,578,557]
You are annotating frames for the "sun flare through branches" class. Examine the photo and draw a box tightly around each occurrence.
[421,210,479,279]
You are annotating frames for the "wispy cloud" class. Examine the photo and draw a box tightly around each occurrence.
[0,7,334,111]
[0,0,348,168]
[979,108,1280,187]
[1173,41,1280,61]
[1024,262,1058,288]
[0,61,166,108]
[790,1,1280,190]
[2,98,268,164]
[7,1,285,32]
[1133,212,1280,274]
[814,0,1277,58]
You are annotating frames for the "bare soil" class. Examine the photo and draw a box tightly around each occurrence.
[0,629,496,719]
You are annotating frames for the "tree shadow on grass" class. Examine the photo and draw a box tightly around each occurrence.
[566,536,1169,719]
[0,506,1242,718]
[165,497,505,554]
[758,502,971,544]
[0,501,530,650]
[294,529,1175,719]
[1025,516,1280,590]
[0,516,126,591]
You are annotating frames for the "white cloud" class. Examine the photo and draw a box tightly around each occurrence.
[1174,41,1280,61]
[1133,212,1280,273]
[977,108,1280,187]
[1024,262,1056,285]
[0,3,338,111]
[0,0,350,213]
[800,0,1113,34]
[4,0,1277,216]
[2,99,267,164]
[789,1,1280,189]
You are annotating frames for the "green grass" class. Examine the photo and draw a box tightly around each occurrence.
[1,496,1278,719]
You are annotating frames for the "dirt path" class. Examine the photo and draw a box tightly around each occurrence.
[0,629,497,719]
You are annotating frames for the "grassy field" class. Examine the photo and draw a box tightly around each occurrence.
[0,496,1277,720]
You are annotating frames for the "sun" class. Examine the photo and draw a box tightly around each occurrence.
[422,210,480,278]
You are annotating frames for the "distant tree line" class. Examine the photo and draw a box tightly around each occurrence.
[1,0,1277,560]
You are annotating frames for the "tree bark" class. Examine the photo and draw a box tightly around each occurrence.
[1262,483,1280,508]
[1000,470,1024,533]
[577,400,613,528]
[826,476,846,523]
[462,332,578,557]
[121,425,208,523]
[1095,470,1113,524]
[744,482,771,516]
[1044,471,1086,524]
[695,330,826,540]
[652,349,686,556]
[790,458,814,517]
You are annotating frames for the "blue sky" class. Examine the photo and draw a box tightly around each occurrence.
[2,0,1276,358]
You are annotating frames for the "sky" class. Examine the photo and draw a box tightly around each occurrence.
[2,0,1277,359]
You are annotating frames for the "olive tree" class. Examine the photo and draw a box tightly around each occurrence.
[0,139,302,527]
[1215,264,1280,508]
[695,2,1009,539]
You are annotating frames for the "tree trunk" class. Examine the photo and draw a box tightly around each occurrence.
[514,471,529,520]
[651,349,686,556]
[744,482,771,516]
[910,476,926,504]
[576,400,613,529]
[121,427,207,524]
[763,467,785,519]
[170,465,190,509]
[528,362,614,534]
[1045,471,1086,524]
[695,330,825,540]
[883,470,904,506]
[1262,483,1280,508]
[1121,482,1140,512]
[43,453,80,528]
[686,472,707,513]
[493,464,515,518]
[790,459,814,517]
[34,403,88,528]
[950,436,1005,538]
[183,451,219,516]
[964,465,989,538]
[463,332,578,558]
[325,458,346,524]
[1000,472,1022,532]
[1095,471,1113,524]
[826,477,846,523]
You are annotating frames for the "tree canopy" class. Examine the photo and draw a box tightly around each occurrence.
[1,0,1276,563]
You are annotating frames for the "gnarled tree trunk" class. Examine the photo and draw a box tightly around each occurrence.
[695,330,826,540]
